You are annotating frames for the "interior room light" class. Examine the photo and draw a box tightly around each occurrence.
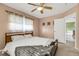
[37,7,43,11]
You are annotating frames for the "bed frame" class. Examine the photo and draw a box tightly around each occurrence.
[5,32,33,45]
[52,39,58,56]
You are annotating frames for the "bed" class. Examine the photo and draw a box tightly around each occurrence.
[2,32,58,56]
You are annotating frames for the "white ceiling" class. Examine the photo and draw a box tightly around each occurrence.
[4,3,77,18]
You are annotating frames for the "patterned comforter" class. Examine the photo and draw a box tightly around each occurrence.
[15,45,55,56]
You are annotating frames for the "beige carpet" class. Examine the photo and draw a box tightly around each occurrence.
[56,43,79,56]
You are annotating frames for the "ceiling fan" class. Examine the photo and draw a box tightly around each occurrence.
[28,3,52,14]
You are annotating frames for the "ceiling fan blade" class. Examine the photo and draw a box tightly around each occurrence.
[28,3,39,6]
[40,10,43,14]
[31,8,37,12]
[44,6,52,9]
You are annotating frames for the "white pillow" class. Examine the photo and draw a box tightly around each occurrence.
[11,35,25,42]
[24,34,32,38]
[45,39,54,46]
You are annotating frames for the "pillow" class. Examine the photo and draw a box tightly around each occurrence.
[11,35,25,42]
[46,39,54,46]
[24,34,32,38]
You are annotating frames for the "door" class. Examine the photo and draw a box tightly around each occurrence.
[54,18,66,43]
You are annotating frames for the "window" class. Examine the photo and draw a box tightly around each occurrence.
[9,13,33,32]
[23,17,33,31]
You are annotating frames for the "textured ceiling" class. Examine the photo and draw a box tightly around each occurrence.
[4,3,77,18]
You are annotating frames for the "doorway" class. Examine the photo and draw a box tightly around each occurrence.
[65,13,76,47]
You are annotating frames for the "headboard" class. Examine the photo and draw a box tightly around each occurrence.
[5,32,33,45]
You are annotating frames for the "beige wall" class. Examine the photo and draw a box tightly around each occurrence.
[39,16,54,38]
[75,4,79,49]
[0,4,39,49]
[33,19,40,36]
[0,5,8,49]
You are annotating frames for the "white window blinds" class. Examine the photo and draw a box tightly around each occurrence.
[9,13,33,32]
[23,17,33,31]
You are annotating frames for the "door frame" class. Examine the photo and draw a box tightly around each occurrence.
[64,13,76,48]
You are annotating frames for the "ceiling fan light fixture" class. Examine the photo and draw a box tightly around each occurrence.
[28,3,52,14]
[37,7,43,11]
